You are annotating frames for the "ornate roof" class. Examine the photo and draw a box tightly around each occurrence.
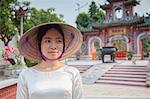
[80,16,150,33]
[107,0,124,3]
[124,0,140,6]
[137,16,150,28]
[100,0,139,10]
[77,23,98,33]
[92,16,144,29]
[100,4,111,10]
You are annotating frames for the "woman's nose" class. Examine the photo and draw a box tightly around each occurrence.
[50,42,57,50]
[51,47,56,50]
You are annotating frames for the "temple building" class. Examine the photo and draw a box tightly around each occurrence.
[80,0,150,59]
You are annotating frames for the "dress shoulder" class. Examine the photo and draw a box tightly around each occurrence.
[64,66,80,77]
[19,67,29,74]
[19,67,33,78]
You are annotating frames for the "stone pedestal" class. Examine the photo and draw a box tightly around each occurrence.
[3,65,16,78]
[4,67,13,77]
[0,65,9,76]
[0,66,4,75]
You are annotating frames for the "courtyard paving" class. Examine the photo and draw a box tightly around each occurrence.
[67,59,150,99]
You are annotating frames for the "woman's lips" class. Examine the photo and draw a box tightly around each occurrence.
[48,51,58,53]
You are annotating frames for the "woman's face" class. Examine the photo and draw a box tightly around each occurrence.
[41,29,64,60]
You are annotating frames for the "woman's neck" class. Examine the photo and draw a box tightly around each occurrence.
[35,60,64,71]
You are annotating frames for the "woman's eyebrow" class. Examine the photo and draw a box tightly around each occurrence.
[43,37,62,40]
[43,37,52,39]
[56,37,63,39]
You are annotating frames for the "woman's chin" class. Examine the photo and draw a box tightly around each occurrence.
[46,56,60,60]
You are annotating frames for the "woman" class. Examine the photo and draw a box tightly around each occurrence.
[17,23,83,99]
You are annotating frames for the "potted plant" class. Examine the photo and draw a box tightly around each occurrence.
[127,51,134,60]
[96,48,102,60]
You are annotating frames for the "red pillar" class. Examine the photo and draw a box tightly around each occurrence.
[141,41,144,60]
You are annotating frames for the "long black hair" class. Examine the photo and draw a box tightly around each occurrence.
[37,24,65,60]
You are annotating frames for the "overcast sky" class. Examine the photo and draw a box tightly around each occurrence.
[19,0,150,27]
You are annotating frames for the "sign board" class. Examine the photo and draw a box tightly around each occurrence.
[108,27,127,36]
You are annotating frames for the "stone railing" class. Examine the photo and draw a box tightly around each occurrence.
[147,60,150,87]
[0,79,17,99]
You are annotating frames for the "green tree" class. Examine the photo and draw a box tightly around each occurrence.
[11,1,64,33]
[89,1,104,22]
[76,1,104,30]
[11,1,31,33]
[0,0,18,46]
[23,7,64,32]
[0,0,64,46]
[76,12,90,28]
[88,1,98,19]
[144,43,150,53]
[96,8,105,23]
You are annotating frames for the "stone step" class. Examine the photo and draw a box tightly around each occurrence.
[72,66,91,68]
[95,80,147,87]
[69,65,93,67]
[70,65,92,69]
[76,68,88,70]
[109,69,147,72]
[114,65,147,67]
[103,74,147,78]
[106,71,147,75]
[99,77,146,82]
[112,67,147,69]
[70,65,92,68]
[96,64,148,87]
[86,97,150,99]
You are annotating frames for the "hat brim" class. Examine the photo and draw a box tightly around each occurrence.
[18,22,83,62]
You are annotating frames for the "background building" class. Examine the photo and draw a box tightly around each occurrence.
[81,0,150,59]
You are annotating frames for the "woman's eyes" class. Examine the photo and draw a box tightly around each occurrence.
[44,40,51,43]
[44,39,63,43]
[57,40,63,43]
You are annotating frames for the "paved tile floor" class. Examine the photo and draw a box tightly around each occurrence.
[67,60,150,99]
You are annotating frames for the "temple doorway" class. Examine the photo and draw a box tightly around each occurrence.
[88,36,102,56]
[137,32,150,59]
[109,35,128,52]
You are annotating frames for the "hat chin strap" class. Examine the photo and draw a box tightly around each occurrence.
[40,52,64,61]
